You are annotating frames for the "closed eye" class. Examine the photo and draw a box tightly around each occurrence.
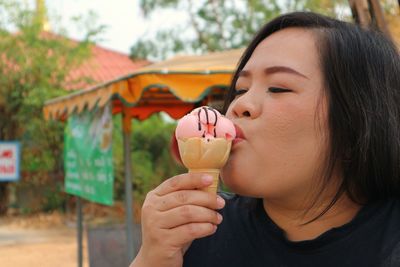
[234,89,248,96]
[268,87,292,93]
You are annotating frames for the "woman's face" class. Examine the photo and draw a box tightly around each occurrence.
[221,28,328,200]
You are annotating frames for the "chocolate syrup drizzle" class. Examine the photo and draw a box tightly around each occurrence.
[197,107,218,139]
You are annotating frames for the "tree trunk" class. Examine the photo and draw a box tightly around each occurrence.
[0,182,9,215]
[0,125,9,215]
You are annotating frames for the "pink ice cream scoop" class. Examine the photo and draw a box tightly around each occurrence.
[175,106,236,141]
[174,106,236,194]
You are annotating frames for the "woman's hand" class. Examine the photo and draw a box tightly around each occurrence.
[130,173,225,267]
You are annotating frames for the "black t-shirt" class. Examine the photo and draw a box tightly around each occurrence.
[183,193,400,267]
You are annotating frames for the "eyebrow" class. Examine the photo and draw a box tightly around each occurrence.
[238,66,309,80]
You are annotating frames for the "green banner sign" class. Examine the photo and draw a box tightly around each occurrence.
[64,105,114,205]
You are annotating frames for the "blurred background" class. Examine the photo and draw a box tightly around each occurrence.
[0,0,399,266]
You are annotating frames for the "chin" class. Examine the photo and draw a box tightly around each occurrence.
[221,156,264,196]
[221,170,239,190]
[222,183,262,198]
[220,172,257,197]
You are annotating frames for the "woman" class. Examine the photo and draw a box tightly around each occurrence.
[131,12,400,267]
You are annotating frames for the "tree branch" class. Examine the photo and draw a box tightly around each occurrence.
[188,0,214,50]
[210,0,227,49]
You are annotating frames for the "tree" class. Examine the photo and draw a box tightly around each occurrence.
[112,114,185,206]
[130,0,348,60]
[383,0,400,44]
[130,114,185,202]
[0,0,101,214]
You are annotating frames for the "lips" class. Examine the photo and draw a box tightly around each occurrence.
[233,124,246,145]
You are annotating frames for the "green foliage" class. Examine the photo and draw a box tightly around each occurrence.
[140,0,180,16]
[0,1,92,150]
[131,114,185,203]
[41,183,67,212]
[112,114,185,204]
[0,0,103,213]
[131,0,350,60]
[111,115,125,200]
[283,0,347,15]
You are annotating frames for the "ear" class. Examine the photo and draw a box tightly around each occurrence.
[170,130,183,165]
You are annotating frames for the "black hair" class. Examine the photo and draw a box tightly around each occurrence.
[223,12,400,221]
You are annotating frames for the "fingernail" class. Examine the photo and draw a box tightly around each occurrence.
[216,196,225,209]
[202,175,213,185]
[217,213,223,224]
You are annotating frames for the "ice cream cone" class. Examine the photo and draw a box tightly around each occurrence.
[188,169,220,194]
[177,137,232,194]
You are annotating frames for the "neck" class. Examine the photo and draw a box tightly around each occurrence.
[262,194,361,241]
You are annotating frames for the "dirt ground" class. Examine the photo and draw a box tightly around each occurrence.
[0,212,89,267]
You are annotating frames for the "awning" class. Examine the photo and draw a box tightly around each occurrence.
[43,48,244,121]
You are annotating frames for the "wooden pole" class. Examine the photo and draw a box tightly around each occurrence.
[122,107,134,264]
[369,0,391,36]
[349,0,371,28]
[349,0,392,38]
[76,196,83,267]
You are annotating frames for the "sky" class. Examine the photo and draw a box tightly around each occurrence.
[45,0,188,54]
[44,1,352,55]
[33,1,355,56]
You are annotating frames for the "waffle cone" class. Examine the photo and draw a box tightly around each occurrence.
[177,137,232,194]
[188,169,219,194]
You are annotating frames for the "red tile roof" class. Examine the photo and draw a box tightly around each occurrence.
[10,31,148,90]
[67,44,149,90]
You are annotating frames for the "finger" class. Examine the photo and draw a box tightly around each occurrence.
[155,173,213,196]
[158,190,225,211]
[168,223,218,246]
[159,205,223,229]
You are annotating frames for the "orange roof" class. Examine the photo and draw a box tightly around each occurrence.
[44,48,244,121]
[67,44,149,90]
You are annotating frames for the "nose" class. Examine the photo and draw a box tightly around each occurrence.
[228,90,261,119]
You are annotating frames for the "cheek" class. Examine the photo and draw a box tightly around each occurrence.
[221,100,329,197]
[264,103,328,194]
[266,100,325,152]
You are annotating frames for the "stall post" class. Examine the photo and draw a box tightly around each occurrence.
[122,107,134,264]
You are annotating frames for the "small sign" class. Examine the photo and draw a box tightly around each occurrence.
[0,141,21,182]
